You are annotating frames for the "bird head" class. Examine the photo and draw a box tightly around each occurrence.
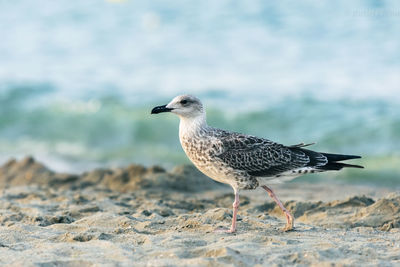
[151,95,204,119]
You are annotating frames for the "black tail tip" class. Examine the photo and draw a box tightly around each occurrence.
[331,162,365,170]
[350,164,364,169]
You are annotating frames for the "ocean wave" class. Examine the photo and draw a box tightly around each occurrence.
[0,1,399,102]
[1,1,399,183]
[0,85,399,184]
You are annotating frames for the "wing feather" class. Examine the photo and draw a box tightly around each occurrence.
[214,131,326,177]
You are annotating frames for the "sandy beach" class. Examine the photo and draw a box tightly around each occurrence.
[2,0,400,266]
[0,157,399,266]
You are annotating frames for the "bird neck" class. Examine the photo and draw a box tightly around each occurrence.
[179,113,208,139]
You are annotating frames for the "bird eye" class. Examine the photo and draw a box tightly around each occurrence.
[180,100,188,105]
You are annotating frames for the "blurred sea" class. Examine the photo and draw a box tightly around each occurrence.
[0,0,399,185]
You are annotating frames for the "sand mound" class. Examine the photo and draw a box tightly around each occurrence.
[253,194,400,231]
[0,157,399,265]
[351,193,400,231]
[0,157,222,192]
[0,157,78,188]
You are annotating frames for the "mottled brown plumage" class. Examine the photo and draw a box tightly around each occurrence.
[152,94,363,233]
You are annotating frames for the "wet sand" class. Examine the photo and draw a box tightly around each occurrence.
[0,157,399,266]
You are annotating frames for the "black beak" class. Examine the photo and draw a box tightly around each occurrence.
[151,104,173,114]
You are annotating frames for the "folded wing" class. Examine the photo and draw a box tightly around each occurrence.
[215,132,362,177]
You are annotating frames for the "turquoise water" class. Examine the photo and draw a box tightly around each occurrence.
[1,85,399,186]
[0,1,399,185]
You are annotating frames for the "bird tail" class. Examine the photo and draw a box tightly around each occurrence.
[318,152,364,170]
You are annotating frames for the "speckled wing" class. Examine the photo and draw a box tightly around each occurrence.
[214,132,327,177]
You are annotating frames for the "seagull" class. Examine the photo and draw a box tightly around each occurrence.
[151,95,363,233]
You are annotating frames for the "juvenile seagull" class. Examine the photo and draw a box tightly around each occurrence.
[151,95,363,233]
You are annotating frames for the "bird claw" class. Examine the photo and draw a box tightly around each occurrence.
[281,209,295,232]
[213,227,236,234]
[282,215,295,232]
[282,224,294,232]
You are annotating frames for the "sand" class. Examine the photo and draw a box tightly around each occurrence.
[0,157,399,266]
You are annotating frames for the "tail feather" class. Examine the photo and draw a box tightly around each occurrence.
[318,152,364,170]
[292,147,364,171]
[318,161,364,171]
[321,152,361,162]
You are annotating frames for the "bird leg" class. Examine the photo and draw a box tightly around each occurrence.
[229,191,240,233]
[261,185,294,231]
[214,190,240,233]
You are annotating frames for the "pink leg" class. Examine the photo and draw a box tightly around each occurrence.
[214,190,240,233]
[228,191,240,233]
[261,185,294,231]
